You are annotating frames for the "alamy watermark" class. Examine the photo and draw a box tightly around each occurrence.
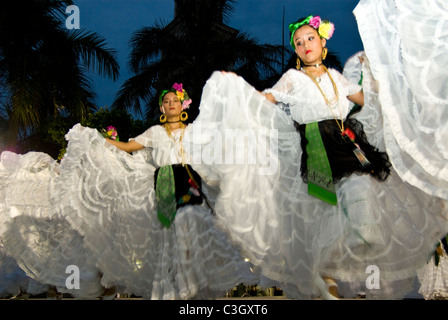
[65,5,80,30]
[184,124,279,176]
[365,265,380,290]
[65,265,80,290]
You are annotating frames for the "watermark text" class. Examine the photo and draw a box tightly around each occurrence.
[65,5,80,29]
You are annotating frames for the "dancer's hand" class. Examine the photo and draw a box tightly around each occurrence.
[263,92,277,104]
[221,70,238,77]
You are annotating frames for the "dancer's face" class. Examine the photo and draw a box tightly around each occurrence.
[293,25,326,65]
[160,92,182,118]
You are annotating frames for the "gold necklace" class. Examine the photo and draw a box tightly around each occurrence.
[163,123,206,193]
[163,122,186,164]
[302,65,344,133]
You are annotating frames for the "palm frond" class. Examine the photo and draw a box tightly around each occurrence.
[112,64,160,116]
[68,29,120,81]
[114,0,287,122]
[0,0,120,148]
[129,23,178,73]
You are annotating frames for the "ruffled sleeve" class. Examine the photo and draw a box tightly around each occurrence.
[343,51,386,151]
[333,69,362,96]
[129,126,157,148]
[263,69,298,107]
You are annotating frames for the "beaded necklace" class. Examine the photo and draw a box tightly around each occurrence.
[163,122,186,165]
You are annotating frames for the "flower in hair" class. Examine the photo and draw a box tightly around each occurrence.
[318,20,335,40]
[172,83,192,109]
[309,16,321,29]
[173,83,183,93]
[177,90,185,101]
[182,98,192,110]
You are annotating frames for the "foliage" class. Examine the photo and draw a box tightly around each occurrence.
[0,0,343,156]
[112,0,284,122]
[0,0,119,150]
[36,107,151,160]
[81,107,150,143]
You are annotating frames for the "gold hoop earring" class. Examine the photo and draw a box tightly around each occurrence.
[322,47,328,61]
[296,57,301,70]
[180,111,188,122]
[160,114,167,124]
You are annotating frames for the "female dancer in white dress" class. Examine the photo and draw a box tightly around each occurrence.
[182,13,448,300]
[0,84,257,299]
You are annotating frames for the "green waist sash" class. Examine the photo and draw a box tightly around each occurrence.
[155,164,204,228]
[155,165,177,227]
[305,122,337,205]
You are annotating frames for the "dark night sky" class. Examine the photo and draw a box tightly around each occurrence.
[73,0,364,114]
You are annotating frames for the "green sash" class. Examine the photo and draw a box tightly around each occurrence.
[155,165,177,227]
[305,122,337,205]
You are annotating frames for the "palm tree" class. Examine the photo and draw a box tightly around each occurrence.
[112,0,283,121]
[0,0,120,151]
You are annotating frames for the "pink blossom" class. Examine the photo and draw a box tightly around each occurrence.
[309,16,321,29]
[327,24,335,39]
[182,99,192,109]
[173,83,183,92]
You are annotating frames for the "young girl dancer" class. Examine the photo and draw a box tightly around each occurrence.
[185,14,448,299]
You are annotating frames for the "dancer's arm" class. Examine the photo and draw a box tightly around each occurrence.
[106,139,144,153]
[348,90,364,107]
